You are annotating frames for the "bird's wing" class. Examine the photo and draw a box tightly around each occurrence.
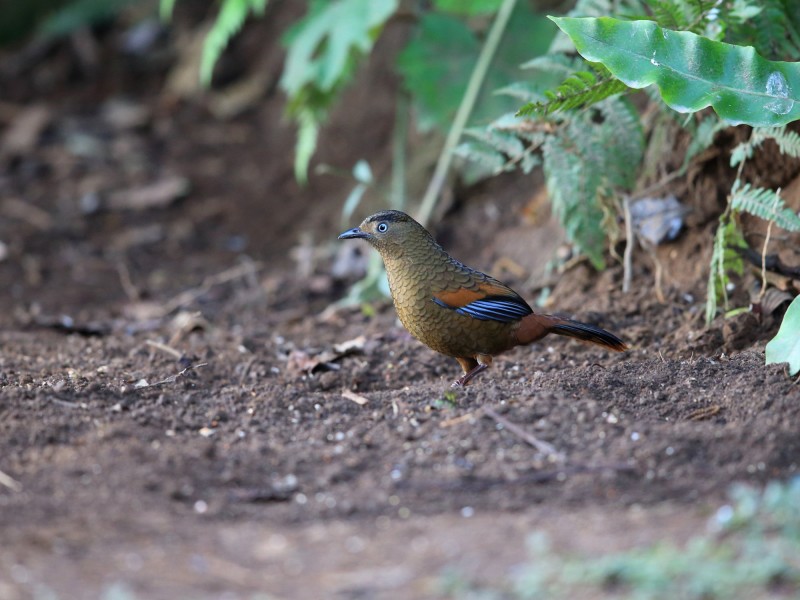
[432,281,533,323]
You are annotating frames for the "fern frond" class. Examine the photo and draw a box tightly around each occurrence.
[687,0,718,32]
[543,131,608,268]
[683,115,725,168]
[489,113,550,145]
[519,54,577,74]
[753,0,800,60]
[754,127,800,158]
[732,126,800,166]
[201,0,267,85]
[730,183,800,231]
[586,98,644,189]
[542,97,644,268]
[159,0,177,20]
[705,217,747,324]
[730,139,754,167]
[455,116,547,180]
[549,0,623,53]
[641,0,721,34]
[494,82,544,103]
[727,0,800,59]
[517,68,629,117]
[571,0,615,14]
[725,0,763,24]
[645,0,692,30]
[463,127,525,161]
[453,141,508,177]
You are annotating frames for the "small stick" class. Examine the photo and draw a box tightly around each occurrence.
[483,406,565,462]
[116,261,141,302]
[161,261,262,315]
[687,405,721,421]
[0,468,22,492]
[145,339,183,360]
[623,195,634,293]
[651,248,665,303]
[759,188,781,302]
[631,170,683,201]
[50,397,82,409]
[342,389,369,406]
[237,356,258,387]
[439,412,479,428]
[138,362,208,389]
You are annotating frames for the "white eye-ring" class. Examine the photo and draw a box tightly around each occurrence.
[377,222,388,233]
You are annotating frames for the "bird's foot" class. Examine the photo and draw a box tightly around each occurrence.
[452,363,488,387]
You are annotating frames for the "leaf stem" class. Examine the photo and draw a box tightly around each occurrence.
[415,0,518,227]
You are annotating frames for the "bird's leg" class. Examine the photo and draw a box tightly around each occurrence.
[452,355,492,387]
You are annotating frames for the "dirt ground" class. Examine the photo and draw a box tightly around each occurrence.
[1,5,799,599]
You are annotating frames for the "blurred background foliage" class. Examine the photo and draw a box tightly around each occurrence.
[3,0,800,372]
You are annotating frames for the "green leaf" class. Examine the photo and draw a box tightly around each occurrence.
[732,126,800,166]
[39,0,137,38]
[201,0,267,86]
[454,112,546,183]
[281,0,397,96]
[551,16,800,126]
[730,182,800,231]
[294,109,319,184]
[159,0,177,21]
[682,115,725,169]
[464,126,525,158]
[765,295,800,375]
[729,0,800,61]
[397,13,478,130]
[432,0,503,16]
[341,161,372,229]
[517,66,629,116]
[728,0,763,23]
[280,0,397,181]
[544,128,609,268]
[397,6,554,131]
[453,140,509,182]
[542,97,643,268]
[352,159,373,184]
[705,218,747,324]
[760,126,800,157]
[503,54,585,105]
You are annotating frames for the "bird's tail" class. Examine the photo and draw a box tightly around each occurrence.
[516,313,627,352]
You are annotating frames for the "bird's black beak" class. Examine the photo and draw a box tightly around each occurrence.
[338,227,369,240]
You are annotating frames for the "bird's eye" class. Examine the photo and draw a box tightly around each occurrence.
[376,222,389,233]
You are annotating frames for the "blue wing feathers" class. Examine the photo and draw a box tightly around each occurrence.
[433,295,532,323]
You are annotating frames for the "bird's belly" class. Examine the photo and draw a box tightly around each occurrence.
[397,298,514,358]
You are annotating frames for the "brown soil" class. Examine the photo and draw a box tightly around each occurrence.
[1,6,799,599]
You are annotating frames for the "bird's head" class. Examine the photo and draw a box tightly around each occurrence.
[338,210,430,258]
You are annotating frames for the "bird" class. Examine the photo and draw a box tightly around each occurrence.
[338,210,627,386]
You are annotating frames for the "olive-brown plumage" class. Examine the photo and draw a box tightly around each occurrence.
[339,210,627,386]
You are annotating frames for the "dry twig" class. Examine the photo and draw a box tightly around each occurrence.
[116,261,141,302]
[759,189,781,303]
[136,362,208,389]
[161,260,262,315]
[687,405,722,421]
[483,406,565,462]
[0,468,22,492]
[145,339,183,360]
[439,412,479,428]
[623,196,634,294]
[342,389,369,406]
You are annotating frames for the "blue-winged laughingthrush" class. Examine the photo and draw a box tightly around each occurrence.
[339,210,627,386]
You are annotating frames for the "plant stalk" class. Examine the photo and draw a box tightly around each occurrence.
[415,0,518,227]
